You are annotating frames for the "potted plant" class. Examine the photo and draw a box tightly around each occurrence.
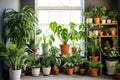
[92,6,107,24]
[83,11,93,23]
[31,55,41,77]
[63,55,75,75]
[103,28,111,36]
[4,6,38,48]
[41,56,51,76]
[72,53,82,74]
[79,58,87,75]
[108,9,119,23]
[49,46,60,57]
[88,31,100,62]
[114,63,120,80]
[0,42,33,80]
[52,58,62,75]
[102,41,119,75]
[69,22,79,54]
[101,15,108,24]
[50,22,70,55]
[87,61,103,77]
[109,28,116,36]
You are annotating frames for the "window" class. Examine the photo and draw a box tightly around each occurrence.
[35,0,85,56]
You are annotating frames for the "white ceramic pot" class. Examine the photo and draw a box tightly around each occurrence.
[73,66,79,73]
[9,69,21,80]
[106,60,119,75]
[86,18,93,23]
[93,30,99,36]
[42,66,51,76]
[101,19,106,24]
[107,19,111,23]
[31,68,40,76]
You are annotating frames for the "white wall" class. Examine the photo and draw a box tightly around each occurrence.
[0,0,20,11]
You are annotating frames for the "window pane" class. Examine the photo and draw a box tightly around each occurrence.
[70,0,81,7]
[49,10,59,23]
[59,0,70,6]
[60,10,70,24]
[49,0,59,6]
[37,0,49,7]
[38,11,49,24]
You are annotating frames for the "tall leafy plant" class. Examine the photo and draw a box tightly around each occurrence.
[4,6,38,48]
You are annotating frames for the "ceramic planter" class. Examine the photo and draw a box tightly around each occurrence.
[89,56,99,62]
[9,69,21,80]
[86,18,93,23]
[73,66,79,73]
[31,68,40,76]
[42,66,51,76]
[106,60,119,75]
[53,68,59,75]
[115,72,120,80]
[94,18,100,24]
[79,68,86,75]
[101,19,106,24]
[107,19,111,23]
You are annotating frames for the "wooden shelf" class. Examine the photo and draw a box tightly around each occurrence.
[98,35,117,37]
[95,23,118,26]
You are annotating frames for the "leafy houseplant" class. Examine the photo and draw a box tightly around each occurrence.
[88,31,100,62]
[91,6,107,24]
[87,61,103,77]
[50,21,70,55]
[0,42,33,80]
[41,29,55,56]
[49,46,60,57]
[31,55,41,76]
[41,56,51,75]
[83,10,93,23]
[108,9,119,22]
[102,41,119,75]
[4,6,38,48]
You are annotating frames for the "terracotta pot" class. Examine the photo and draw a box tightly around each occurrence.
[94,18,100,24]
[60,44,70,55]
[115,72,120,80]
[67,68,73,75]
[99,31,103,36]
[53,68,59,75]
[106,33,109,36]
[89,56,99,62]
[79,68,86,75]
[90,68,98,77]
[72,47,77,54]
[111,30,116,36]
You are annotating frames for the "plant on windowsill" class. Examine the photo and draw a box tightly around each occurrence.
[83,10,93,23]
[50,21,71,55]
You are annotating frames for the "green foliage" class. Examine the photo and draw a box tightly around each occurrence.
[87,31,100,57]
[50,22,70,45]
[87,61,103,70]
[108,9,119,20]
[91,6,107,18]
[0,42,33,70]
[40,56,51,67]
[101,41,119,61]
[114,63,120,72]
[49,46,60,57]
[31,55,41,69]
[4,6,38,48]
[52,58,62,69]
[83,11,93,18]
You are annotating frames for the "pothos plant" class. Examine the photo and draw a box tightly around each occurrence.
[4,6,38,48]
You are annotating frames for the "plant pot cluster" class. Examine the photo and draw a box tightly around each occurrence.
[83,6,119,24]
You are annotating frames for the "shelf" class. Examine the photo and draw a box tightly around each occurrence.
[95,23,118,25]
[99,35,117,37]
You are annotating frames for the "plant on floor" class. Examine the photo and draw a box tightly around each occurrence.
[4,6,38,48]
